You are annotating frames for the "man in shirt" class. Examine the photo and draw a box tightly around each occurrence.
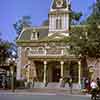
[90,80,98,100]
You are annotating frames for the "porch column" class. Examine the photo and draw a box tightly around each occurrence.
[78,60,81,86]
[31,61,37,80]
[27,60,31,82]
[60,61,64,77]
[43,61,47,86]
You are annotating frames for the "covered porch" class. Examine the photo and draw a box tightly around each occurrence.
[23,56,81,89]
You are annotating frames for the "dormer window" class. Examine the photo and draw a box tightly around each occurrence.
[31,31,39,40]
[56,17,62,29]
[31,32,35,40]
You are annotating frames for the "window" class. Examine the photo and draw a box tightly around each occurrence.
[56,17,62,29]
[56,19,59,29]
[31,32,36,40]
[31,32,39,40]
[38,47,44,54]
[37,32,39,39]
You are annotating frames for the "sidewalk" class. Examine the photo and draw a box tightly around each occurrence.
[0,88,90,96]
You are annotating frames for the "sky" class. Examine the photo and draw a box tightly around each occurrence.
[0,0,95,42]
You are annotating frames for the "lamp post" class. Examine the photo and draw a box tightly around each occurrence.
[9,58,15,92]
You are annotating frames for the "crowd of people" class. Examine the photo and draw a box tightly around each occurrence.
[81,77,100,94]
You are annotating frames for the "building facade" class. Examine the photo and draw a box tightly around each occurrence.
[16,0,83,88]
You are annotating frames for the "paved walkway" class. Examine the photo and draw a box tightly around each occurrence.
[28,88,81,94]
[0,88,89,96]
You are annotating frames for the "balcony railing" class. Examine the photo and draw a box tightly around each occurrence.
[28,49,65,57]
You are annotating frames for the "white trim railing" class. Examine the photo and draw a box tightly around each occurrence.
[28,49,65,57]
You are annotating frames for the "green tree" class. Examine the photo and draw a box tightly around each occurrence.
[13,16,32,38]
[70,11,82,25]
[0,40,11,64]
[69,27,89,77]
[85,0,100,58]
[0,33,17,65]
[86,0,100,25]
[67,0,100,77]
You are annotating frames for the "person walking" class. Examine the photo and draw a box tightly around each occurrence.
[96,77,100,95]
[96,77,100,88]
[68,77,73,94]
[2,74,6,89]
[85,78,90,93]
[90,80,98,100]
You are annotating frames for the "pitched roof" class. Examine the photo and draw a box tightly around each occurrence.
[41,33,68,42]
[17,26,48,41]
[16,25,89,43]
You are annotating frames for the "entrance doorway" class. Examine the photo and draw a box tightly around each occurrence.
[52,68,60,82]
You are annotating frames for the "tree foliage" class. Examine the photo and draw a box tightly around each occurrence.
[70,26,100,57]
[86,0,100,25]
[70,11,82,24]
[0,40,11,64]
[13,16,32,38]
[85,0,100,58]
[68,0,100,58]
[64,0,100,77]
[0,34,17,64]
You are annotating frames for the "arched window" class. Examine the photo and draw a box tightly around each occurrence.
[56,17,62,29]
[24,47,30,55]
[38,47,44,54]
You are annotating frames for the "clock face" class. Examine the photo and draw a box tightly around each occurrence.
[56,0,63,8]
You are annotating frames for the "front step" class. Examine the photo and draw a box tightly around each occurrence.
[33,82,81,90]
[28,88,81,95]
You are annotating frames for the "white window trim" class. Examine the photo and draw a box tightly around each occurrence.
[56,17,62,29]
[31,32,39,40]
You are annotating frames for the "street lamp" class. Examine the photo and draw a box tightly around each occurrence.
[8,58,16,92]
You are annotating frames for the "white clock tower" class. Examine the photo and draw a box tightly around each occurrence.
[48,0,71,37]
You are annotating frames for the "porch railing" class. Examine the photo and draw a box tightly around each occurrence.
[28,49,65,57]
